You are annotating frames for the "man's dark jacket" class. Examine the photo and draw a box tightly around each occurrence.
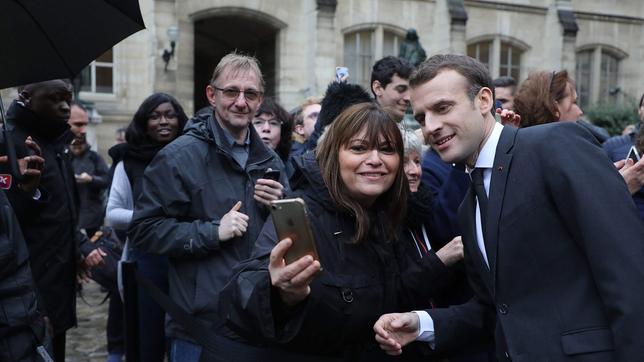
[428,122,644,361]
[71,147,109,232]
[128,113,288,343]
[0,191,48,360]
[1,100,94,335]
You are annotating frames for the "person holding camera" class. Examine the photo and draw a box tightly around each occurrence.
[219,103,461,361]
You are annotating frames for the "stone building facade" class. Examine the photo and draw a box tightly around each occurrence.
[30,0,644,157]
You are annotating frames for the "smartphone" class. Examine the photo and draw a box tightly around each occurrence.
[270,198,320,265]
[263,169,281,182]
[626,145,640,162]
[335,66,349,82]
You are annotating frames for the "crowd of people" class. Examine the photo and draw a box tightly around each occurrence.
[0,49,643,362]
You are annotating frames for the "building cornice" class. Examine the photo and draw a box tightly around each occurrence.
[574,11,644,25]
[463,0,547,15]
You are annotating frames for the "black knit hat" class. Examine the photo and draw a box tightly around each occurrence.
[317,82,373,129]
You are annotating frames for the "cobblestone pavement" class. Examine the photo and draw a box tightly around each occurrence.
[66,281,110,362]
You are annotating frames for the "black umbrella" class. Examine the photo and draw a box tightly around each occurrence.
[0,0,145,185]
[0,0,146,89]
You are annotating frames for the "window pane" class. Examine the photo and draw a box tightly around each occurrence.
[383,31,400,57]
[79,66,92,92]
[468,41,491,70]
[95,66,113,93]
[360,31,373,87]
[344,30,374,88]
[600,52,619,104]
[500,42,521,79]
[343,33,358,84]
[575,50,592,108]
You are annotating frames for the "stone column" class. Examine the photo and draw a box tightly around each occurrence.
[313,0,337,98]
[556,0,579,73]
[447,0,468,55]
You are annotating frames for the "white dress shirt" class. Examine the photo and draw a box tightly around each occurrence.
[415,122,504,343]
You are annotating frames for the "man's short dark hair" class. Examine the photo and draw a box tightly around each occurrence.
[370,56,414,97]
[493,76,517,94]
[410,54,495,113]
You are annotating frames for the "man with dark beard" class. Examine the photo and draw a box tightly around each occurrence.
[1,79,101,361]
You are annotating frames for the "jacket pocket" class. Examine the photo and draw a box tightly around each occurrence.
[561,326,614,355]
[318,273,382,313]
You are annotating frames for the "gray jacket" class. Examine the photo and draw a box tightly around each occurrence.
[128,113,288,342]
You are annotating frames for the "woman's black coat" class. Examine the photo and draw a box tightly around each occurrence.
[219,152,454,361]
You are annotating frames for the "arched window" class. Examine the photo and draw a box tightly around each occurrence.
[343,26,403,88]
[467,36,527,81]
[575,45,625,108]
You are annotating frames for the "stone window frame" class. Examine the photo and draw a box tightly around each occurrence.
[467,35,530,81]
[575,44,628,108]
[341,23,406,89]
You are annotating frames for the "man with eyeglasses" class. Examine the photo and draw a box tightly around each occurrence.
[129,52,288,361]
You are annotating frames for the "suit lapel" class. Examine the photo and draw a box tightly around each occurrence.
[486,126,517,289]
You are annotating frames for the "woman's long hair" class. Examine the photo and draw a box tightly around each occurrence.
[125,92,188,146]
[316,102,407,243]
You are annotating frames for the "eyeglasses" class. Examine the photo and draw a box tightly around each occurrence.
[252,118,282,128]
[148,111,178,122]
[213,86,263,102]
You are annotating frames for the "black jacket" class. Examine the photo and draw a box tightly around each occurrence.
[128,113,288,342]
[71,147,109,231]
[0,191,48,360]
[1,101,94,335]
[219,152,453,361]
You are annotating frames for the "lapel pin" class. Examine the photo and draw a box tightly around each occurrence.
[497,165,504,172]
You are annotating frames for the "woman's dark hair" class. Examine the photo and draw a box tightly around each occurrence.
[256,97,292,161]
[513,70,575,128]
[316,102,407,243]
[125,92,188,146]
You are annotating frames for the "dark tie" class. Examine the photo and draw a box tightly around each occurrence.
[471,168,488,243]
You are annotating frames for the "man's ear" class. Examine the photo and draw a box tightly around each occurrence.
[372,80,383,97]
[205,85,216,107]
[294,124,305,137]
[477,87,494,115]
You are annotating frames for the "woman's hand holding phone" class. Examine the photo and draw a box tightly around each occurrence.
[269,237,322,306]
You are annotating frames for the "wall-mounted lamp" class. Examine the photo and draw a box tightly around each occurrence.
[162,25,179,72]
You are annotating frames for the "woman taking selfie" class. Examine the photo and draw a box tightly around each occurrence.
[220,102,461,361]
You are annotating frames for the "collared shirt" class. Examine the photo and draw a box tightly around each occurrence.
[467,121,504,268]
[221,127,251,168]
[415,121,504,344]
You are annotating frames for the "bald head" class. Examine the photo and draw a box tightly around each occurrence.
[18,79,73,123]
[69,104,89,137]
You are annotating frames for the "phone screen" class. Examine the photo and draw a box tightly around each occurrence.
[263,169,281,181]
[627,146,640,162]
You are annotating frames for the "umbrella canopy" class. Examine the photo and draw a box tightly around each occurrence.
[0,0,146,89]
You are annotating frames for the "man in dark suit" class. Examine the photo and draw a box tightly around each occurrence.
[374,54,644,361]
